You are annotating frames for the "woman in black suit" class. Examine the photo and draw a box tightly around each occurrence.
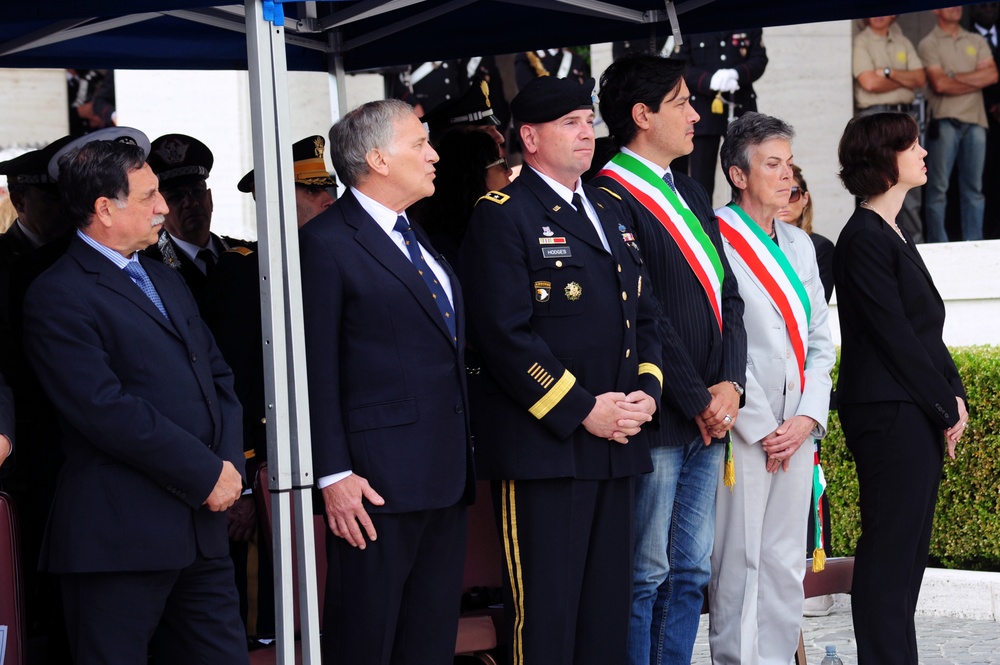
[834,112,968,665]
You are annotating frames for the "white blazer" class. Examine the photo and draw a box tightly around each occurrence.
[721,218,835,446]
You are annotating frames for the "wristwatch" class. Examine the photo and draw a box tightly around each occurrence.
[728,381,745,396]
[883,67,891,78]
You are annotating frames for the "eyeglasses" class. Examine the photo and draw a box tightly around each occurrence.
[485,157,509,171]
[788,186,804,203]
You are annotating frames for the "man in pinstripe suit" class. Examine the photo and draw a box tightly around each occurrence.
[592,53,747,665]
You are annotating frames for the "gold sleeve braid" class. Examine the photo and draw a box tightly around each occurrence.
[638,362,663,391]
[528,368,576,419]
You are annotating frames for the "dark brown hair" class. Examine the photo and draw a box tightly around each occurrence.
[838,112,918,198]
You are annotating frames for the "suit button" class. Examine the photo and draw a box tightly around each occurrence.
[786,350,791,359]
[617,264,622,273]
[191,353,198,362]
[555,260,563,268]
[454,405,464,414]
[206,398,213,406]
[621,291,627,301]
[625,349,631,358]
[788,382,795,392]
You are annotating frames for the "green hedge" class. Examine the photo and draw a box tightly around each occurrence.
[824,345,1000,571]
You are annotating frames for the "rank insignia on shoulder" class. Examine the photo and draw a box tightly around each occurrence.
[535,281,551,302]
[477,190,510,205]
[226,246,254,256]
[597,186,622,201]
[564,281,582,301]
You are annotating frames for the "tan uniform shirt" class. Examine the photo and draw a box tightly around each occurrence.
[853,25,923,108]
[918,25,992,127]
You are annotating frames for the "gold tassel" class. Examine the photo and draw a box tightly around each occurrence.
[711,93,724,115]
[812,548,826,573]
[723,440,735,490]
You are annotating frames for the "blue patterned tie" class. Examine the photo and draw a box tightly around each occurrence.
[393,216,457,345]
[663,171,678,194]
[123,261,170,321]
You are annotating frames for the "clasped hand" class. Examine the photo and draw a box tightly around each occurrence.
[761,415,816,473]
[583,391,655,444]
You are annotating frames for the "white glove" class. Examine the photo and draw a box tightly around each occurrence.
[709,69,729,91]
[718,69,740,93]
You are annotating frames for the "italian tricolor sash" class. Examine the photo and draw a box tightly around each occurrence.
[597,152,724,331]
[716,203,811,389]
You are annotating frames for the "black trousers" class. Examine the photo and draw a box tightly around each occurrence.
[322,502,466,665]
[841,401,944,665]
[492,476,633,665]
[60,554,249,665]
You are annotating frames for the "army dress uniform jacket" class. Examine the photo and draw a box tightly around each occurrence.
[459,166,662,481]
[680,30,768,138]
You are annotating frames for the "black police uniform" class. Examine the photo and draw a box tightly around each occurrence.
[678,30,768,198]
[386,60,468,112]
[459,163,662,664]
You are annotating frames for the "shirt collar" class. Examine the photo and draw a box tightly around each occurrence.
[15,219,44,249]
[528,165,584,205]
[77,229,136,270]
[351,186,409,236]
[620,146,675,180]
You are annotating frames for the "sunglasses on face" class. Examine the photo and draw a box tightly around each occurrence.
[789,186,804,203]
[485,157,509,171]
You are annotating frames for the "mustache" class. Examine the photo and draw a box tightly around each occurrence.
[151,215,165,227]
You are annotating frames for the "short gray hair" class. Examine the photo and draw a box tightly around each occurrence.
[327,98,416,189]
[720,112,795,202]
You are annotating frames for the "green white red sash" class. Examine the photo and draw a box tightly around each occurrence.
[597,152,724,330]
[716,203,811,388]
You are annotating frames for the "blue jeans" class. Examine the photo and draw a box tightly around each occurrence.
[628,439,725,665]
[925,119,987,242]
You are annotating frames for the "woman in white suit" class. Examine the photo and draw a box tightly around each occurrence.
[707,113,835,665]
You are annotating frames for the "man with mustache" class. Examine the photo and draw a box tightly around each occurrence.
[22,133,248,665]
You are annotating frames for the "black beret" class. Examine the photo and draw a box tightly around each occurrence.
[421,81,501,133]
[511,76,595,124]
[0,135,74,187]
[237,135,336,193]
[147,134,214,189]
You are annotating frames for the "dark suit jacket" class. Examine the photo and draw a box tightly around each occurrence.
[22,235,244,573]
[592,168,746,447]
[681,30,768,137]
[459,166,662,481]
[299,191,473,514]
[833,208,965,427]
[811,232,835,303]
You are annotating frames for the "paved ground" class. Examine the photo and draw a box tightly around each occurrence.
[690,595,1000,664]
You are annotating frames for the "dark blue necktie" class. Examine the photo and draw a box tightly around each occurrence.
[393,216,457,345]
[123,261,170,321]
[663,171,678,194]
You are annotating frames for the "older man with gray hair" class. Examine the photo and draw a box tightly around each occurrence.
[299,98,474,665]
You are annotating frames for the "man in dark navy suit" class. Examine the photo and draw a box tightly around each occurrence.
[300,99,473,665]
[591,54,747,665]
[459,75,663,665]
[22,135,248,665]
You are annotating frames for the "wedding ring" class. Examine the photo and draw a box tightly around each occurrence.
[723,414,733,424]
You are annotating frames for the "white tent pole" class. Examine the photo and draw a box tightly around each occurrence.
[245,1,321,663]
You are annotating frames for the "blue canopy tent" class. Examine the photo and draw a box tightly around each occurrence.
[0,1,966,663]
